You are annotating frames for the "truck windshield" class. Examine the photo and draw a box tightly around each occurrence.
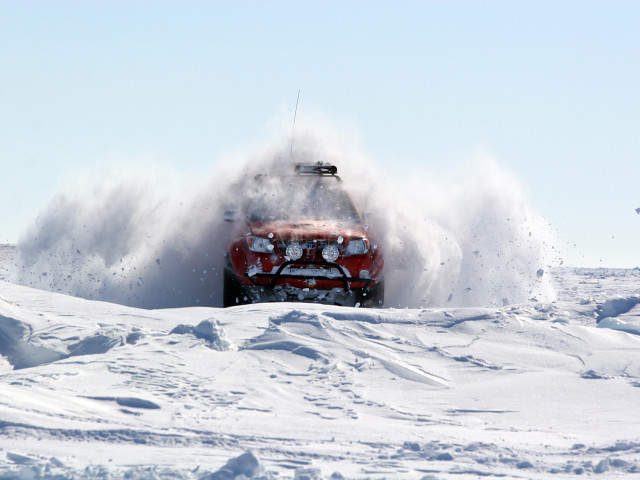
[247,177,359,222]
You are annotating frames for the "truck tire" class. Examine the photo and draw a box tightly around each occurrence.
[359,279,384,308]
[223,268,248,307]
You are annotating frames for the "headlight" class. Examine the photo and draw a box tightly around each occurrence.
[322,244,340,262]
[345,238,370,255]
[285,243,303,261]
[247,236,274,253]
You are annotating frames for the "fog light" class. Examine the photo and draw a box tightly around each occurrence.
[286,243,303,261]
[322,244,339,262]
[359,270,370,279]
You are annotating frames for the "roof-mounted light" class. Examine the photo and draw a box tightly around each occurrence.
[295,162,338,175]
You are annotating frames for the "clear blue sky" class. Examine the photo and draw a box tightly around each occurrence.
[1,1,639,267]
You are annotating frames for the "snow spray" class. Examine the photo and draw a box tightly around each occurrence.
[14,122,558,308]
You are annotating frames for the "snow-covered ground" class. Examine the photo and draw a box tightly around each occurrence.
[1,242,639,479]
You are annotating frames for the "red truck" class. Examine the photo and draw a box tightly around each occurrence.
[223,163,384,307]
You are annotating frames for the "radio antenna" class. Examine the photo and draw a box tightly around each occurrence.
[290,90,300,159]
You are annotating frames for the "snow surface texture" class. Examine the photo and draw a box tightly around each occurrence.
[10,127,558,309]
[0,261,639,479]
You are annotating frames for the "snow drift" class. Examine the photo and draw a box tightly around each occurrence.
[12,123,558,308]
[1,267,640,479]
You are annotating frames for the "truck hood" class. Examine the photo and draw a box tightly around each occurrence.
[247,220,369,241]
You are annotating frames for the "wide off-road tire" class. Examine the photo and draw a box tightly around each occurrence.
[223,268,249,307]
[359,279,384,308]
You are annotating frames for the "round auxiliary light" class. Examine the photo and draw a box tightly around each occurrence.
[322,244,340,263]
[285,243,303,261]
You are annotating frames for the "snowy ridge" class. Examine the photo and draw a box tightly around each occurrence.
[1,268,640,478]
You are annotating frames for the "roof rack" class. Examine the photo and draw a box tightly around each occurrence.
[295,162,338,175]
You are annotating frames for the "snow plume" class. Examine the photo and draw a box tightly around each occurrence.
[347,158,559,307]
[14,124,558,308]
[15,166,233,308]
